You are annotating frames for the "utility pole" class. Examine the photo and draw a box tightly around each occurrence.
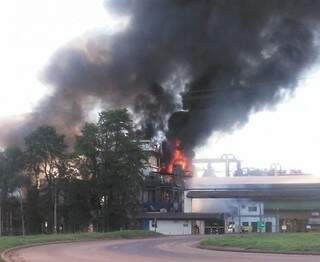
[53,179,57,234]
[18,188,25,236]
[0,190,2,237]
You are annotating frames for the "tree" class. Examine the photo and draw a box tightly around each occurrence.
[74,109,147,231]
[60,178,93,232]
[24,125,67,233]
[96,109,146,230]
[75,123,99,180]
[0,147,27,235]
[74,123,100,228]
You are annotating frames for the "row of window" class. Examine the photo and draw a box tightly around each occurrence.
[241,205,258,212]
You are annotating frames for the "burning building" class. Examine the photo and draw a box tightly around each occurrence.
[1,0,320,235]
[140,139,190,214]
[2,0,320,157]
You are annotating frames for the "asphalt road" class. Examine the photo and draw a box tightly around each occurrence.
[6,236,320,262]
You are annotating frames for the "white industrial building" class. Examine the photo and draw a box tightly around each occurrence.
[141,175,320,235]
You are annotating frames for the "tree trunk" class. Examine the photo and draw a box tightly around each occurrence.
[9,210,13,235]
[19,188,25,236]
[0,203,2,237]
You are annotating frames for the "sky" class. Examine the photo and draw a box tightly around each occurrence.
[0,0,124,119]
[1,0,320,174]
[196,68,320,175]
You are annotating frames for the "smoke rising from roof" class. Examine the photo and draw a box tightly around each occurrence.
[1,0,320,150]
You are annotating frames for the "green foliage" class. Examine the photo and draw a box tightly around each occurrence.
[75,109,147,231]
[1,109,148,235]
[24,125,67,233]
[0,147,27,235]
[201,233,320,252]
[24,125,66,185]
[75,123,99,180]
[0,147,26,194]
[25,186,42,234]
[60,178,93,232]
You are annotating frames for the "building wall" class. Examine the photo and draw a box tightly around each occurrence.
[184,191,192,213]
[239,202,263,216]
[195,220,205,235]
[226,215,277,233]
[149,220,192,235]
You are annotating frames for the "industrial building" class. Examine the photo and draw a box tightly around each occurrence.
[139,141,320,235]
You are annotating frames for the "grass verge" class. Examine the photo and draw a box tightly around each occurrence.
[0,230,160,261]
[200,233,320,253]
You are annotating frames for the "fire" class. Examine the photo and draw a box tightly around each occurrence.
[166,139,192,174]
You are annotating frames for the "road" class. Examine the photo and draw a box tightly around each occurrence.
[6,236,320,262]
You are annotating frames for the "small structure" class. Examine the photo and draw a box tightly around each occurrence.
[140,212,223,235]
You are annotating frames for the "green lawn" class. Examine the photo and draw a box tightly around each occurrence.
[201,233,320,252]
[0,230,160,261]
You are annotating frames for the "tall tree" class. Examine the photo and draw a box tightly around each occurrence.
[74,109,147,231]
[24,125,67,233]
[75,123,99,180]
[97,109,146,230]
[74,123,100,228]
[0,147,26,235]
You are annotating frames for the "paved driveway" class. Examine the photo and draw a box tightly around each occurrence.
[6,236,320,262]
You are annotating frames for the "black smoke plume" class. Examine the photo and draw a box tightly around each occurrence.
[1,0,320,151]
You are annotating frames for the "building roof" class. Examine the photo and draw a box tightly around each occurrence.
[185,176,320,200]
[139,212,221,220]
[185,175,320,190]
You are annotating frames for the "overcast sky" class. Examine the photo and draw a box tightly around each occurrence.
[0,0,120,118]
[1,0,320,174]
[197,68,320,175]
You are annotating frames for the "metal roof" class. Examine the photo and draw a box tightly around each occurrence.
[139,212,221,220]
[185,175,320,190]
[186,183,320,200]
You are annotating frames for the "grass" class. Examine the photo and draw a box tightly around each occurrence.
[200,233,320,252]
[0,230,160,261]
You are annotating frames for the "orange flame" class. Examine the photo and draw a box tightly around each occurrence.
[166,139,192,174]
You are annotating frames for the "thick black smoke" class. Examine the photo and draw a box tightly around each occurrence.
[2,0,320,151]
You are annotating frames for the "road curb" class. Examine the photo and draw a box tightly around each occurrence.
[1,239,100,262]
[198,244,320,256]
[1,235,163,262]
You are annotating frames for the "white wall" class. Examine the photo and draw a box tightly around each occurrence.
[150,220,192,235]
[227,216,277,233]
[195,220,205,235]
[239,202,264,216]
[184,191,192,213]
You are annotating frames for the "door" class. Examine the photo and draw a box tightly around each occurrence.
[143,219,150,230]
[266,222,272,233]
[251,222,258,232]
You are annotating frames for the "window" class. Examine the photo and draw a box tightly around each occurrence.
[248,206,257,212]
[242,222,249,226]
